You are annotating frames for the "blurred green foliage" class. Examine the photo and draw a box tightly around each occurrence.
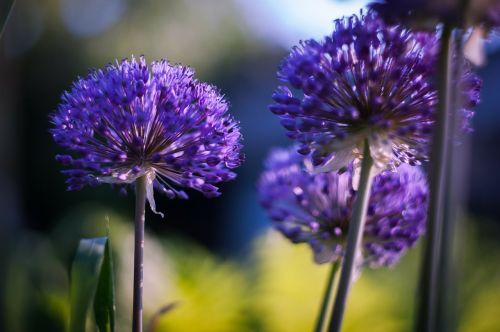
[2,205,500,331]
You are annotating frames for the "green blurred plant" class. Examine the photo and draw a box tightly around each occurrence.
[2,206,500,332]
[69,237,115,332]
[252,231,418,332]
[3,234,68,332]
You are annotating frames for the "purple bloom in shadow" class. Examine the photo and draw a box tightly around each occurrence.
[369,0,500,28]
[51,56,243,212]
[258,146,428,268]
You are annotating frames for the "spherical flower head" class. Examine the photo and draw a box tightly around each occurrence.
[258,147,428,268]
[51,56,243,214]
[269,11,480,182]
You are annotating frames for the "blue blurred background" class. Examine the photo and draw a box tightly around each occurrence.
[1,0,500,331]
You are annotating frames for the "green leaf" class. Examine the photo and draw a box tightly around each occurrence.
[93,238,115,332]
[69,237,115,332]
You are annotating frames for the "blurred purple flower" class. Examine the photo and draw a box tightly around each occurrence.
[369,0,500,28]
[370,1,500,65]
[51,56,243,213]
[269,11,480,181]
[258,147,428,267]
[368,0,458,28]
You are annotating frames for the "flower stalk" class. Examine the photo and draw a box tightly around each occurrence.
[314,262,340,332]
[133,175,148,332]
[415,23,454,332]
[327,139,375,332]
[436,27,467,332]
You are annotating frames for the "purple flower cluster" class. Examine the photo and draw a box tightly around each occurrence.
[270,12,480,176]
[369,0,500,28]
[51,56,243,205]
[258,147,428,267]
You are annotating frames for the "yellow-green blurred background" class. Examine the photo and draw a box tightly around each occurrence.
[1,0,500,331]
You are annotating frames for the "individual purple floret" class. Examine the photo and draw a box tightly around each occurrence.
[51,56,243,213]
[258,147,428,267]
[269,11,480,180]
[460,67,482,133]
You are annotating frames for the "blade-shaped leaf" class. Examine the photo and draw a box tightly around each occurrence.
[93,238,115,332]
[69,237,115,332]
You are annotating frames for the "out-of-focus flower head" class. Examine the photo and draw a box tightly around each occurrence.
[370,0,500,66]
[257,146,428,267]
[269,11,480,179]
[369,0,500,29]
[51,56,243,214]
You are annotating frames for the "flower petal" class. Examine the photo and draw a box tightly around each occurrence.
[368,134,393,170]
[464,26,487,67]
[146,172,164,218]
[309,147,356,174]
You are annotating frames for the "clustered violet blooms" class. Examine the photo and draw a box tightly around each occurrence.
[269,12,480,186]
[268,12,480,331]
[51,56,243,214]
[44,0,489,330]
[258,147,428,268]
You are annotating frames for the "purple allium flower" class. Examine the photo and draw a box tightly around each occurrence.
[51,56,243,213]
[269,12,480,182]
[258,147,428,267]
[369,0,500,29]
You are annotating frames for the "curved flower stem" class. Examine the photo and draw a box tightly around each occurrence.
[415,23,453,332]
[313,261,340,332]
[327,139,374,332]
[133,176,147,332]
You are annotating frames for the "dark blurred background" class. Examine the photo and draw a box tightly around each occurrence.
[1,0,500,331]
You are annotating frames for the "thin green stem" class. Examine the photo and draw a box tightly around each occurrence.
[133,176,147,332]
[327,139,375,332]
[415,23,453,332]
[313,262,340,332]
